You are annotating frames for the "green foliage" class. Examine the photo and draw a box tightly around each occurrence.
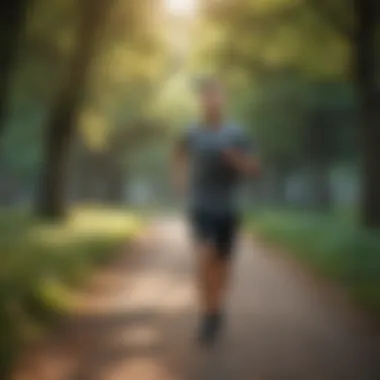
[233,74,357,173]
[244,72,307,167]
[2,0,168,194]
[0,0,79,182]
[153,70,197,131]
[200,0,350,81]
[77,0,167,160]
[0,207,142,376]
[248,211,380,309]
[193,0,356,182]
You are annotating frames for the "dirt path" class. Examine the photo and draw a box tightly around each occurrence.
[14,217,380,380]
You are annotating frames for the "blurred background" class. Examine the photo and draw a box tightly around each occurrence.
[0,0,379,377]
[0,0,379,218]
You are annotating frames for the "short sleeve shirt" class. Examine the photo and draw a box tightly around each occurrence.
[182,122,254,214]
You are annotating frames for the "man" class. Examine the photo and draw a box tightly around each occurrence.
[172,78,259,346]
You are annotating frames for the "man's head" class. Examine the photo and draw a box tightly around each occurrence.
[195,77,225,123]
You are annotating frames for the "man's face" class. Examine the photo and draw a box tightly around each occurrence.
[200,85,225,118]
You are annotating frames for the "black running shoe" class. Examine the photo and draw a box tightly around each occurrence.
[198,312,223,346]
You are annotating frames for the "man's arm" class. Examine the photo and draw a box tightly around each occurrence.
[223,148,259,176]
[223,129,260,177]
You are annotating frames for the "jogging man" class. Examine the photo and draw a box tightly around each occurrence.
[172,78,259,345]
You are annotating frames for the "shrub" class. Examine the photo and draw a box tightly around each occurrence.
[247,210,380,309]
[0,206,142,377]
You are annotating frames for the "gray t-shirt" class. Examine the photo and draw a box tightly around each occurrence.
[182,122,253,214]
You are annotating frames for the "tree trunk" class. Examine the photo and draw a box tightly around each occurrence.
[36,110,73,218]
[354,0,380,228]
[36,0,111,219]
[0,0,28,140]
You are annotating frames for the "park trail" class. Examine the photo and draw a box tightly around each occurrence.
[13,216,380,380]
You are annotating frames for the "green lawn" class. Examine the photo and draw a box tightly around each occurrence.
[246,210,380,310]
[0,206,142,376]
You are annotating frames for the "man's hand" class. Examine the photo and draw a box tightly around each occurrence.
[222,148,259,176]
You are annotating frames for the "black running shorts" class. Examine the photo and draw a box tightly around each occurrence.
[190,208,240,260]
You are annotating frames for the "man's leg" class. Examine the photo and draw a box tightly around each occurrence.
[196,212,239,344]
[209,254,231,312]
[210,211,238,312]
[197,241,231,314]
[197,242,218,314]
[190,210,214,314]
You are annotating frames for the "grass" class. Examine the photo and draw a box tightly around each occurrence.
[0,206,142,377]
[246,210,380,310]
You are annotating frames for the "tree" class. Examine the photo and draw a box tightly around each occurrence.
[64,0,166,205]
[352,0,380,228]
[307,0,380,226]
[0,0,81,206]
[36,0,113,219]
[0,0,29,141]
